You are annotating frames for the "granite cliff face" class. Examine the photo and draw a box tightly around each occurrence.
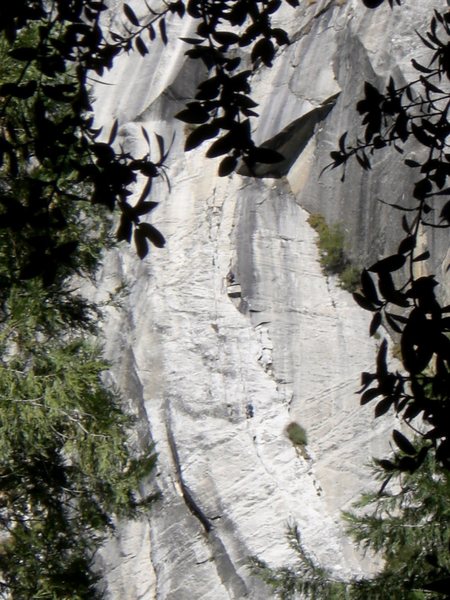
[91,1,446,597]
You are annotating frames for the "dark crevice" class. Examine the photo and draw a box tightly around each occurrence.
[166,424,212,533]
[165,417,249,597]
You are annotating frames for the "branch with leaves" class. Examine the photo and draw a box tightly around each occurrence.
[327,9,450,473]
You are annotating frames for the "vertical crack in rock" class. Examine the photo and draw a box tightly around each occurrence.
[166,422,212,534]
[165,414,249,599]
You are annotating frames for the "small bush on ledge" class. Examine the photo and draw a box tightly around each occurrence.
[307,213,359,292]
[286,422,308,447]
[339,264,361,292]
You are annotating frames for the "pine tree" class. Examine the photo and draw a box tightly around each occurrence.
[0,10,157,598]
[249,451,450,599]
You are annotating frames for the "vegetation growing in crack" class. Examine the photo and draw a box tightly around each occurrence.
[307,213,361,292]
[286,422,308,447]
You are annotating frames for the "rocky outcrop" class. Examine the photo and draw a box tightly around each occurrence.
[92,1,446,597]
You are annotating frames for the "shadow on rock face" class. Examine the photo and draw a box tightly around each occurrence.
[238,93,340,178]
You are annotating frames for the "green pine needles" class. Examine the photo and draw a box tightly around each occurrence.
[0,15,157,600]
[249,452,450,600]
[0,338,157,598]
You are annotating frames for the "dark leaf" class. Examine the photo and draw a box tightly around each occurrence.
[360,371,377,389]
[421,76,444,94]
[179,37,205,45]
[368,254,406,273]
[139,222,165,248]
[404,158,421,168]
[369,311,382,336]
[134,228,149,258]
[196,75,221,100]
[135,201,158,216]
[440,200,450,224]
[225,57,241,71]
[413,177,433,200]
[401,325,434,374]
[159,19,168,45]
[176,103,209,124]
[234,94,259,109]
[135,36,148,56]
[212,31,240,45]
[413,250,430,262]
[185,123,219,151]
[141,126,150,146]
[377,459,396,471]
[377,271,397,302]
[393,429,416,455]
[117,216,132,243]
[230,70,252,93]
[0,81,37,99]
[123,3,140,26]
[361,269,379,304]
[338,133,348,152]
[385,312,404,334]
[411,58,434,73]
[353,292,376,311]
[411,123,435,148]
[401,215,411,234]
[218,156,237,177]
[356,152,371,170]
[398,235,415,254]
[398,456,417,472]
[360,387,382,405]
[108,119,119,145]
[375,397,393,417]
[251,38,275,67]
[373,136,386,149]
[169,0,185,16]
[155,133,166,161]
[376,339,388,378]
[206,133,235,159]
[362,0,385,7]
[271,28,290,45]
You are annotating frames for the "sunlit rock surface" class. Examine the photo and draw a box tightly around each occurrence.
[92,1,445,597]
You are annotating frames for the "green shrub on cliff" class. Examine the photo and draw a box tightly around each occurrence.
[307,213,360,292]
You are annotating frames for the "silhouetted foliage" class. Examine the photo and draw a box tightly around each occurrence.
[0,7,161,596]
[0,1,168,289]
[173,0,298,174]
[1,0,448,596]
[254,5,449,599]
[0,0,307,286]
[328,8,450,475]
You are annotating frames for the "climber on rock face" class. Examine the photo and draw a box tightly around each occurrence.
[226,270,235,285]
